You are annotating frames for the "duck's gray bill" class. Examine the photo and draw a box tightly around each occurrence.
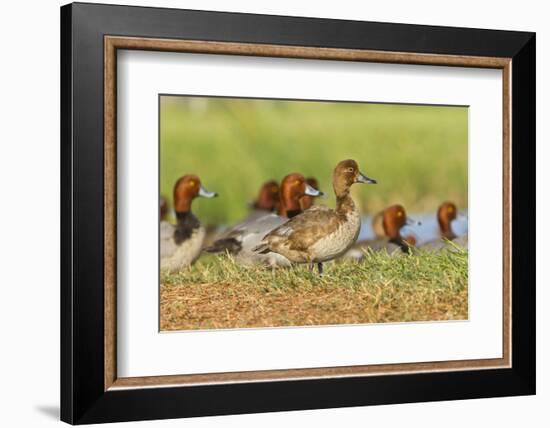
[305,183,324,197]
[199,185,218,198]
[356,172,377,184]
[406,217,421,226]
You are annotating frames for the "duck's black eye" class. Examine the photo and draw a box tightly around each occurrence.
[347,167,354,172]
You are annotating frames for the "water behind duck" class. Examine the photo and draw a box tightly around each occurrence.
[358,211,468,244]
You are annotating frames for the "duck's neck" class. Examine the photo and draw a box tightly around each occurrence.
[174,211,201,244]
[174,196,193,213]
[335,189,356,215]
[439,220,456,240]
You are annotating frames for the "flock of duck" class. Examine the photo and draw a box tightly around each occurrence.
[160,159,468,274]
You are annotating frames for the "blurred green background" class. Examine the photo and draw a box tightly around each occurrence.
[160,96,468,225]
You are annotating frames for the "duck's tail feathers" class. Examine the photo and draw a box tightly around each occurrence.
[252,242,271,254]
[205,238,242,254]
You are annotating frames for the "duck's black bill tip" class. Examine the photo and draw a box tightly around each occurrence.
[199,186,218,198]
[356,172,377,184]
[359,177,377,184]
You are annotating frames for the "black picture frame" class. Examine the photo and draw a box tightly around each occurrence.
[61,2,535,424]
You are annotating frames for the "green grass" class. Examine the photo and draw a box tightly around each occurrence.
[160,249,468,330]
[160,97,468,225]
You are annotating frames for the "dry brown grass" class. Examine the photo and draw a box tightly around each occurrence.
[160,248,468,331]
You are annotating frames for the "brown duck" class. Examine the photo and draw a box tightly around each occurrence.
[380,205,418,252]
[253,159,376,274]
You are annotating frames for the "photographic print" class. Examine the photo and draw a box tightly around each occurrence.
[62,6,534,422]
[159,95,468,331]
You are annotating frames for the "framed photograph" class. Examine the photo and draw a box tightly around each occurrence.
[61,2,535,424]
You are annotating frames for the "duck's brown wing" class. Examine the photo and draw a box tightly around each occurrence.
[265,206,341,251]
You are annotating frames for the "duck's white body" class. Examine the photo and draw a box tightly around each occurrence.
[160,219,205,272]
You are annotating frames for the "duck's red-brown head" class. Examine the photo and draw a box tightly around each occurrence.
[438,201,458,240]
[382,205,408,240]
[160,195,168,221]
[278,173,323,218]
[253,180,280,212]
[173,174,217,213]
[300,177,320,211]
[382,204,420,248]
[333,159,376,198]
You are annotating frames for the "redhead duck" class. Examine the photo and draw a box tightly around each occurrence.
[368,205,418,253]
[160,175,218,272]
[369,205,414,240]
[244,180,280,223]
[253,159,376,274]
[276,174,323,218]
[300,177,320,211]
[254,180,280,212]
[346,204,418,258]
[206,173,323,267]
[420,202,468,250]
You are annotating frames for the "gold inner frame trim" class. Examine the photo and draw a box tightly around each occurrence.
[104,35,512,391]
